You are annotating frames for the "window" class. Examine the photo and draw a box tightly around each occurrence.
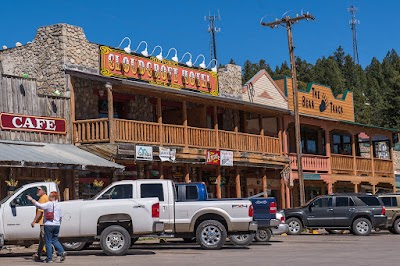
[186,186,198,200]
[357,196,380,206]
[381,197,398,207]
[312,197,332,208]
[15,187,44,207]
[336,197,350,207]
[301,128,319,154]
[332,133,352,155]
[141,184,164,201]
[101,184,132,200]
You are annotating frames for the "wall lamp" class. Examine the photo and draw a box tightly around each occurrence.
[180,52,193,67]
[207,59,218,73]
[165,48,179,63]
[150,45,163,61]
[134,41,149,57]
[117,37,132,54]
[194,54,207,69]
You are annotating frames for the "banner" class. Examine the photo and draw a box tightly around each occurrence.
[220,150,233,166]
[0,113,66,134]
[159,147,176,162]
[135,145,153,161]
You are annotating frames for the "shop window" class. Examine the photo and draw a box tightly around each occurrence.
[332,133,352,155]
[141,184,164,201]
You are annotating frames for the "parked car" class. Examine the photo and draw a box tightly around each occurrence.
[271,210,289,236]
[72,180,257,250]
[285,194,386,236]
[175,183,279,244]
[0,182,163,256]
[378,193,400,234]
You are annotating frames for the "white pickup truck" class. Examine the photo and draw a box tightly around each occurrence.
[89,179,257,249]
[0,182,163,256]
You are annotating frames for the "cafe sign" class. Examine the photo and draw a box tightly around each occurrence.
[0,113,66,134]
[100,46,219,96]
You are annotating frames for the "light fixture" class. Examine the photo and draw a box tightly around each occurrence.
[166,48,179,62]
[207,59,218,73]
[194,54,207,69]
[15,42,22,47]
[134,41,148,57]
[117,37,132,53]
[2,45,7,49]
[180,52,193,67]
[150,45,163,61]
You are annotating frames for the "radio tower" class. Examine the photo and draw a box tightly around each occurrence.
[205,11,221,61]
[348,5,360,64]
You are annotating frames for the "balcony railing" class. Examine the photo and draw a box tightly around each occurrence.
[289,154,329,172]
[73,118,281,155]
[331,154,393,177]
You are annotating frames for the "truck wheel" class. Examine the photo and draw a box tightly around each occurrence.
[100,225,131,256]
[254,228,272,242]
[196,220,227,250]
[228,234,255,246]
[287,217,303,235]
[352,218,372,236]
[392,218,400,234]
[61,242,87,251]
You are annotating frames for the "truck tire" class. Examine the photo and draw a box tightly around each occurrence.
[287,217,303,235]
[61,242,87,251]
[392,218,400,234]
[228,234,255,246]
[100,225,131,256]
[254,228,272,242]
[352,218,372,236]
[196,220,227,250]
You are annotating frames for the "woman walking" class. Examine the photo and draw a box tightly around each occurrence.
[27,191,67,263]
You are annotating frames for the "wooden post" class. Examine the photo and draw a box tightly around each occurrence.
[353,182,359,193]
[259,114,265,153]
[157,97,163,145]
[351,133,357,176]
[390,133,395,185]
[235,167,241,198]
[216,166,222,198]
[327,182,333,194]
[159,162,164,179]
[372,184,376,194]
[324,127,332,174]
[67,75,76,143]
[282,116,289,155]
[285,185,291,208]
[182,101,189,149]
[106,83,115,143]
[214,106,219,150]
[234,110,239,152]
[262,171,267,198]
[369,135,375,177]
[185,164,190,183]
[280,177,286,209]
[278,117,283,155]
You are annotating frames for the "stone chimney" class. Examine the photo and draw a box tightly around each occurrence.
[217,64,243,100]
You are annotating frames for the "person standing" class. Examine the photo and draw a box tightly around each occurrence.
[27,191,66,263]
[31,186,48,262]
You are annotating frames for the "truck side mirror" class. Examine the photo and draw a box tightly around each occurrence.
[100,194,111,200]
[10,198,20,207]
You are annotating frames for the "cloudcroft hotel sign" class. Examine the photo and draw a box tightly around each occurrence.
[100,46,219,96]
[0,113,67,134]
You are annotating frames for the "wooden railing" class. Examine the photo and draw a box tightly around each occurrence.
[73,118,109,143]
[187,127,217,148]
[219,130,237,150]
[356,157,372,175]
[163,124,185,146]
[290,154,329,172]
[114,119,159,144]
[265,136,281,155]
[331,154,354,174]
[237,133,263,153]
[374,158,393,177]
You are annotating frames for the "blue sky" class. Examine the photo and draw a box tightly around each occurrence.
[0,0,398,70]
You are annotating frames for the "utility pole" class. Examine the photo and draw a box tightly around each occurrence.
[261,12,315,206]
[205,11,221,61]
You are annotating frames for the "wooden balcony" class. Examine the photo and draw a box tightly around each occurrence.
[73,118,281,155]
[289,154,329,172]
[331,154,393,177]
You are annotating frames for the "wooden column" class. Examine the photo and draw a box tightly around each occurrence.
[106,83,115,143]
[185,164,190,183]
[369,136,375,177]
[182,101,188,149]
[372,184,376,194]
[216,166,222,198]
[159,162,164,179]
[390,133,396,186]
[278,117,283,155]
[327,182,333,194]
[280,177,286,209]
[234,110,239,152]
[282,117,289,155]
[354,182,359,193]
[351,133,357,176]
[285,185,291,208]
[262,171,267,198]
[235,167,241,198]
[324,127,332,174]
[259,114,265,153]
[157,97,163,145]
[214,106,219,150]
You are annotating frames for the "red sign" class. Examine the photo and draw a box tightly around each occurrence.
[206,150,220,165]
[100,46,219,96]
[0,113,67,134]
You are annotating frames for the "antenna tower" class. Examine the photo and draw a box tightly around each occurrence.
[348,5,360,64]
[205,11,221,61]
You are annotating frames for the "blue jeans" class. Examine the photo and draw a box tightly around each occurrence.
[44,225,65,262]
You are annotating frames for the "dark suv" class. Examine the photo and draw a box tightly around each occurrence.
[285,194,386,236]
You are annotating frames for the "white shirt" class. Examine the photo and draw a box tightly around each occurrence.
[34,200,62,226]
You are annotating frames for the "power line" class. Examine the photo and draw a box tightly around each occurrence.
[205,11,221,61]
[348,5,360,64]
[261,12,315,207]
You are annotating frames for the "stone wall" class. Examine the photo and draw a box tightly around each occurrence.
[73,77,100,120]
[218,64,243,100]
[0,24,99,95]
[394,150,400,173]
[126,95,154,122]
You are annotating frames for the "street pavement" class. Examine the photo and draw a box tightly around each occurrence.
[0,231,398,266]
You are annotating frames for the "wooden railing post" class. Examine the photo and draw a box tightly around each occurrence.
[106,83,115,143]
[351,133,357,175]
[214,106,219,150]
[185,164,190,183]
[157,97,163,145]
[369,135,375,177]
[182,101,188,150]
[234,110,239,152]
[259,114,265,153]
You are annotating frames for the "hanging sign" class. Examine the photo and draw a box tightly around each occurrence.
[100,46,219,96]
[0,113,66,134]
[206,150,220,165]
[220,150,234,166]
[135,145,153,161]
[159,147,176,162]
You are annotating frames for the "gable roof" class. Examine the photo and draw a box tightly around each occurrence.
[243,69,287,100]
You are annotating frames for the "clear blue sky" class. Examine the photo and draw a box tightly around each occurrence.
[0,0,398,70]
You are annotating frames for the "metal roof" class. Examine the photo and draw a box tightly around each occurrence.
[0,140,124,171]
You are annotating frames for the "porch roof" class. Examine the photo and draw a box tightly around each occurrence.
[0,140,124,171]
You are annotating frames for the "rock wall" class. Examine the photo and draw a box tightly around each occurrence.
[126,95,154,122]
[73,77,100,120]
[218,64,242,100]
[0,24,99,95]
[394,150,400,173]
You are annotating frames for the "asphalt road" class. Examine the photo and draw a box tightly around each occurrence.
[1,232,398,266]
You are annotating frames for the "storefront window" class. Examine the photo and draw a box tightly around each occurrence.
[301,128,318,154]
[332,133,352,155]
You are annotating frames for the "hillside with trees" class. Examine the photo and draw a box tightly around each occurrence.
[240,47,400,129]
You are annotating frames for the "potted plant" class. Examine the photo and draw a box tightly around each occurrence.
[93,179,104,193]
[5,178,18,192]
[44,178,61,185]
